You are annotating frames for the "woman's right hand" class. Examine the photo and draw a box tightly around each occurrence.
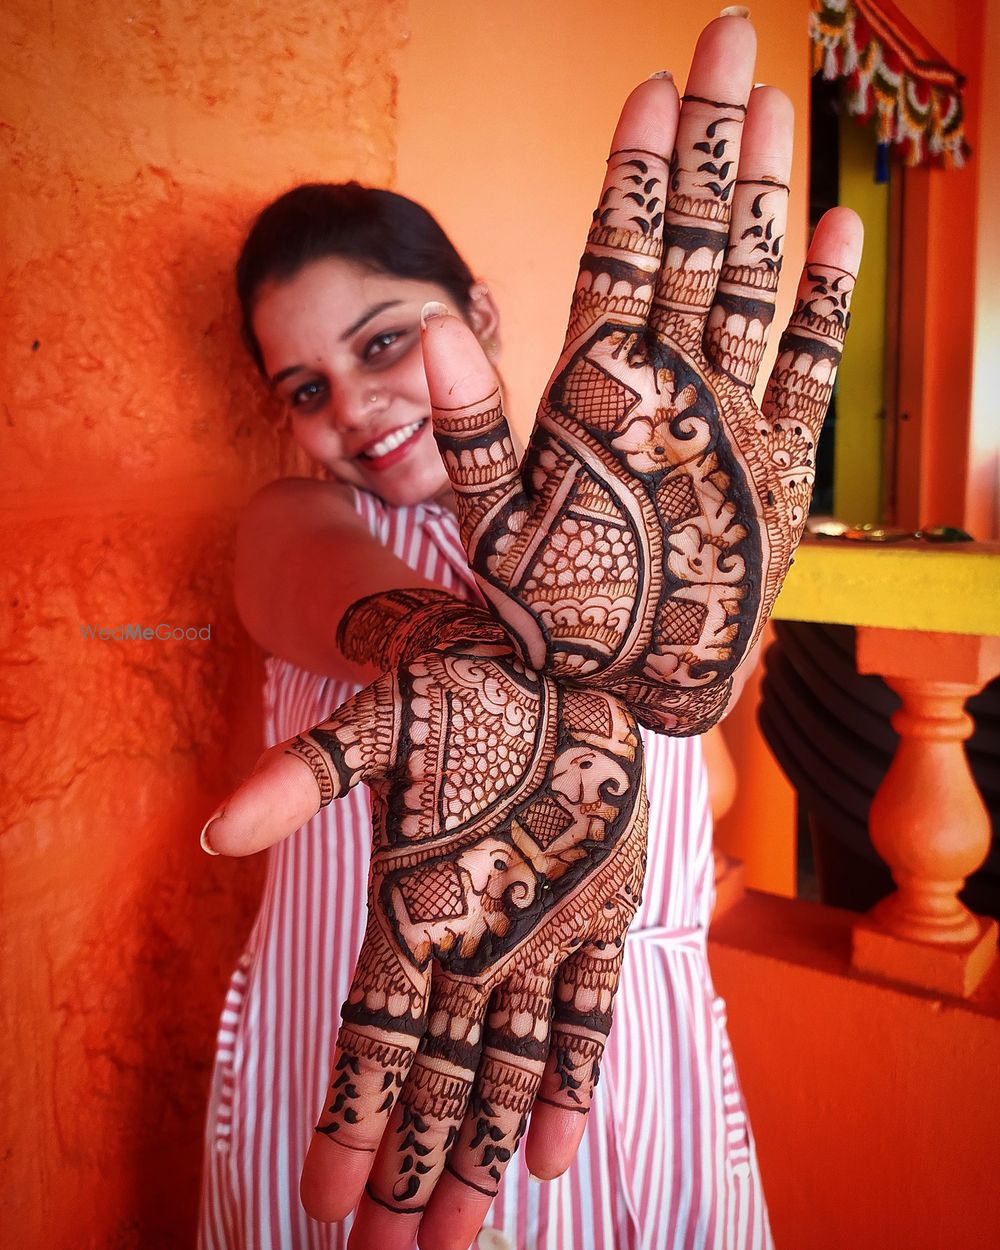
[202,589,648,1250]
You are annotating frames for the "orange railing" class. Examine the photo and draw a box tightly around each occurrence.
[772,537,1000,995]
[708,537,1000,1249]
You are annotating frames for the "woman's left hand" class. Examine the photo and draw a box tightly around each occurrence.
[421,16,863,736]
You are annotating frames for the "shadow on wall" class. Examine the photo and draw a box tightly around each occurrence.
[3,189,296,1246]
[87,194,291,1243]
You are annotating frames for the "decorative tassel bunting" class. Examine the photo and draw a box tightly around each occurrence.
[810,0,971,170]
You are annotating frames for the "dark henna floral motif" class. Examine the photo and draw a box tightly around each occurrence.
[756,262,855,618]
[707,177,789,387]
[565,148,668,345]
[652,95,747,346]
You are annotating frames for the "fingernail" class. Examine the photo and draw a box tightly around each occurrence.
[200,812,223,856]
[648,69,673,80]
[528,1172,548,1184]
[420,300,449,328]
[720,5,751,16]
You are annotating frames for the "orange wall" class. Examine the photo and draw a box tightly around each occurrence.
[891,0,988,532]
[396,0,812,441]
[1,2,402,1246]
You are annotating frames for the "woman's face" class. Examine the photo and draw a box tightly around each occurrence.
[252,257,476,507]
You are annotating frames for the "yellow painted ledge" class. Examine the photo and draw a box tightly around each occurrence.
[772,539,1000,637]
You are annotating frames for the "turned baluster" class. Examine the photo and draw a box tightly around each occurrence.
[853,628,1000,996]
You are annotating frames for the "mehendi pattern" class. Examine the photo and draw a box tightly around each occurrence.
[283,591,648,1214]
[430,95,855,734]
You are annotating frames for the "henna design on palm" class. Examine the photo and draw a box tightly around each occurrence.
[280,589,647,1215]
[429,92,856,737]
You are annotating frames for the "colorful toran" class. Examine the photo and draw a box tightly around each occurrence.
[810,0,970,169]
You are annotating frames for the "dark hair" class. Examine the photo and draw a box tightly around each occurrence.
[235,182,476,376]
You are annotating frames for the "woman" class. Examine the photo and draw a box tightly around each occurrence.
[196,15,855,1242]
[197,178,772,1249]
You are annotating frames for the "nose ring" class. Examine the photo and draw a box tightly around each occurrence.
[365,389,381,406]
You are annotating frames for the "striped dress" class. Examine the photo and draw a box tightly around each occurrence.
[198,489,773,1250]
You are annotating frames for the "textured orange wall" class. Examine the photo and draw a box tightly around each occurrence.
[1,2,403,1245]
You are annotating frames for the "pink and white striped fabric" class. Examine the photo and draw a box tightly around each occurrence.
[198,489,773,1250]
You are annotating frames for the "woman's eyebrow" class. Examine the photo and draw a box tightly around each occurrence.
[269,363,306,387]
[340,300,403,340]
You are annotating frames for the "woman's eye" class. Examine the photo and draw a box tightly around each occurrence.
[290,380,327,410]
[362,329,408,365]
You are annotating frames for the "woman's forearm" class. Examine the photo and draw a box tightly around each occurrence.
[233,477,444,683]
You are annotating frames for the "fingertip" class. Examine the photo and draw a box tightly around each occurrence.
[741,84,795,181]
[748,82,794,126]
[523,1104,588,1179]
[199,812,223,855]
[198,814,250,859]
[811,206,865,273]
[688,11,758,96]
[612,75,680,156]
[707,8,757,39]
[420,299,450,329]
[420,312,499,410]
[300,1135,366,1223]
[822,204,865,242]
[204,747,323,857]
[630,70,679,101]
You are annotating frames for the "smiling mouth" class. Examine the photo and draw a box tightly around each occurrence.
[357,418,427,463]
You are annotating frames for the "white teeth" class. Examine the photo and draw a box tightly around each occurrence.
[361,420,424,460]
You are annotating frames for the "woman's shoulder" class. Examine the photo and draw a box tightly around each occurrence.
[239,476,390,546]
[242,475,358,525]
[239,477,444,550]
